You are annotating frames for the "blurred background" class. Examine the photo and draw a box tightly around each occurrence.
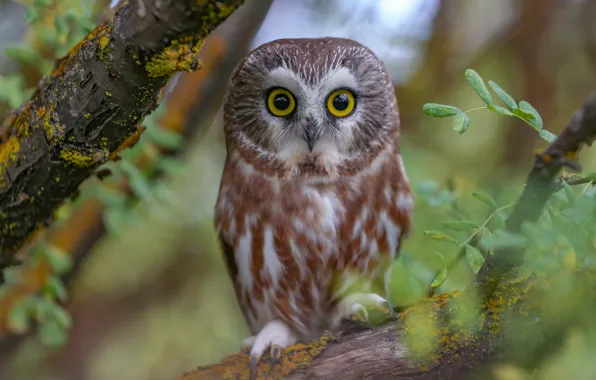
[0,0,595,379]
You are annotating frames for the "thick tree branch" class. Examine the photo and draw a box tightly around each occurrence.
[0,0,245,270]
[186,92,596,379]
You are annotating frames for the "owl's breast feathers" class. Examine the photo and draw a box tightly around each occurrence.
[214,143,412,339]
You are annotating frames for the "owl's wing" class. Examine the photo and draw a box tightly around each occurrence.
[217,234,254,330]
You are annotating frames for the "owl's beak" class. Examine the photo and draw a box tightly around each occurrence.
[303,118,317,153]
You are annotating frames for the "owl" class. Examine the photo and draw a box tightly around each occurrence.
[214,37,413,372]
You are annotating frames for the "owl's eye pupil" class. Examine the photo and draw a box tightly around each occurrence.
[273,94,290,111]
[333,94,350,111]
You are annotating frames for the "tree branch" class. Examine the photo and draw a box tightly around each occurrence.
[186,92,596,379]
[0,0,245,270]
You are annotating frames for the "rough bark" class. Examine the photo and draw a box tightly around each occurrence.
[0,0,245,269]
[184,92,596,379]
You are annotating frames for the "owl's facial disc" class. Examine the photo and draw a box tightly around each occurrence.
[262,66,361,160]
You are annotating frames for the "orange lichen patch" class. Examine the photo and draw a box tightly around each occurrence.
[180,335,331,380]
[145,36,205,78]
[52,21,113,79]
[109,124,145,160]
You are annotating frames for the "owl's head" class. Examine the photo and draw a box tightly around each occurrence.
[223,37,399,179]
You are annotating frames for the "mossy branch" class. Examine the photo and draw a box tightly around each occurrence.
[183,271,596,380]
[0,0,245,270]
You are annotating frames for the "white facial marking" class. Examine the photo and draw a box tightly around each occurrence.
[262,65,365,176]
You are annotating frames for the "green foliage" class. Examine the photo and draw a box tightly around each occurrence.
[420,68,596,306]
[422,69,556,143]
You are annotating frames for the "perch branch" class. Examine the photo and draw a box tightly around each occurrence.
[0,0,245,271]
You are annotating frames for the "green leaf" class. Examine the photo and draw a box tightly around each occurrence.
[490,210,507,230]
[45,246,72,275]
[48,304,72,329]
[44,276,68,302]
[489,105,514,117]
[472,191,497,209]
[452,112,470,134]
[562,182,577,206]
[539,130,557,143]
[465,69,492,105]
[481,230,527,250]
[5,46,39,66]
[120,160,154,201]
[464,244,485,274]
[145,126,184,149]
[7,300,30,334]
[518,101,543,131]
[39,319,68,347]
[512,108,535,121]
[54,16,69,40]
[33,0,53,5]
[34,297,49,323]
[423,230,459,245]
[430,252,448,289]
[567,172,596,186]
[422,103,461,118]
[417,180,439,196]
[488,81,517,109]
[442,220,478,231]
[24,7,40,24]
[103,208,130,235]
[431,266,448,289]
[94,186,128,208]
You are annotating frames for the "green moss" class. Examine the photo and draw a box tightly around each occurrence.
[105,91,112,97]
[84,113,91,119]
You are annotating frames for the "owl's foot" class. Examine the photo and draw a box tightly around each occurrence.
[244,320,297,379]
[332,292,396,328]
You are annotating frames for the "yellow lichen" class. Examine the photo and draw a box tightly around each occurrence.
[145,37,204,78]
[182,335,330,380]
[0,136,21,189]
[59,147,106,168]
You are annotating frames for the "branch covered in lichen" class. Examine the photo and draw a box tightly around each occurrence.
[185,269,596,380]
[0,0,245,269]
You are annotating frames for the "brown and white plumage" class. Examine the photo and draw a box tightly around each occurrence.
[214,37,413,367]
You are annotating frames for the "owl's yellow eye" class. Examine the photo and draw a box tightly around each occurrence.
[327,89,355,117]
[267,88,296,117]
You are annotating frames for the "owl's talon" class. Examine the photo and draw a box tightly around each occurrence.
[249,355,259,380]
[333,292,396,328]
[349,303,370,325]
[245,320,297,376]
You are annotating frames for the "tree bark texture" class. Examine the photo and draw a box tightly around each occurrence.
[0,0,245,268]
